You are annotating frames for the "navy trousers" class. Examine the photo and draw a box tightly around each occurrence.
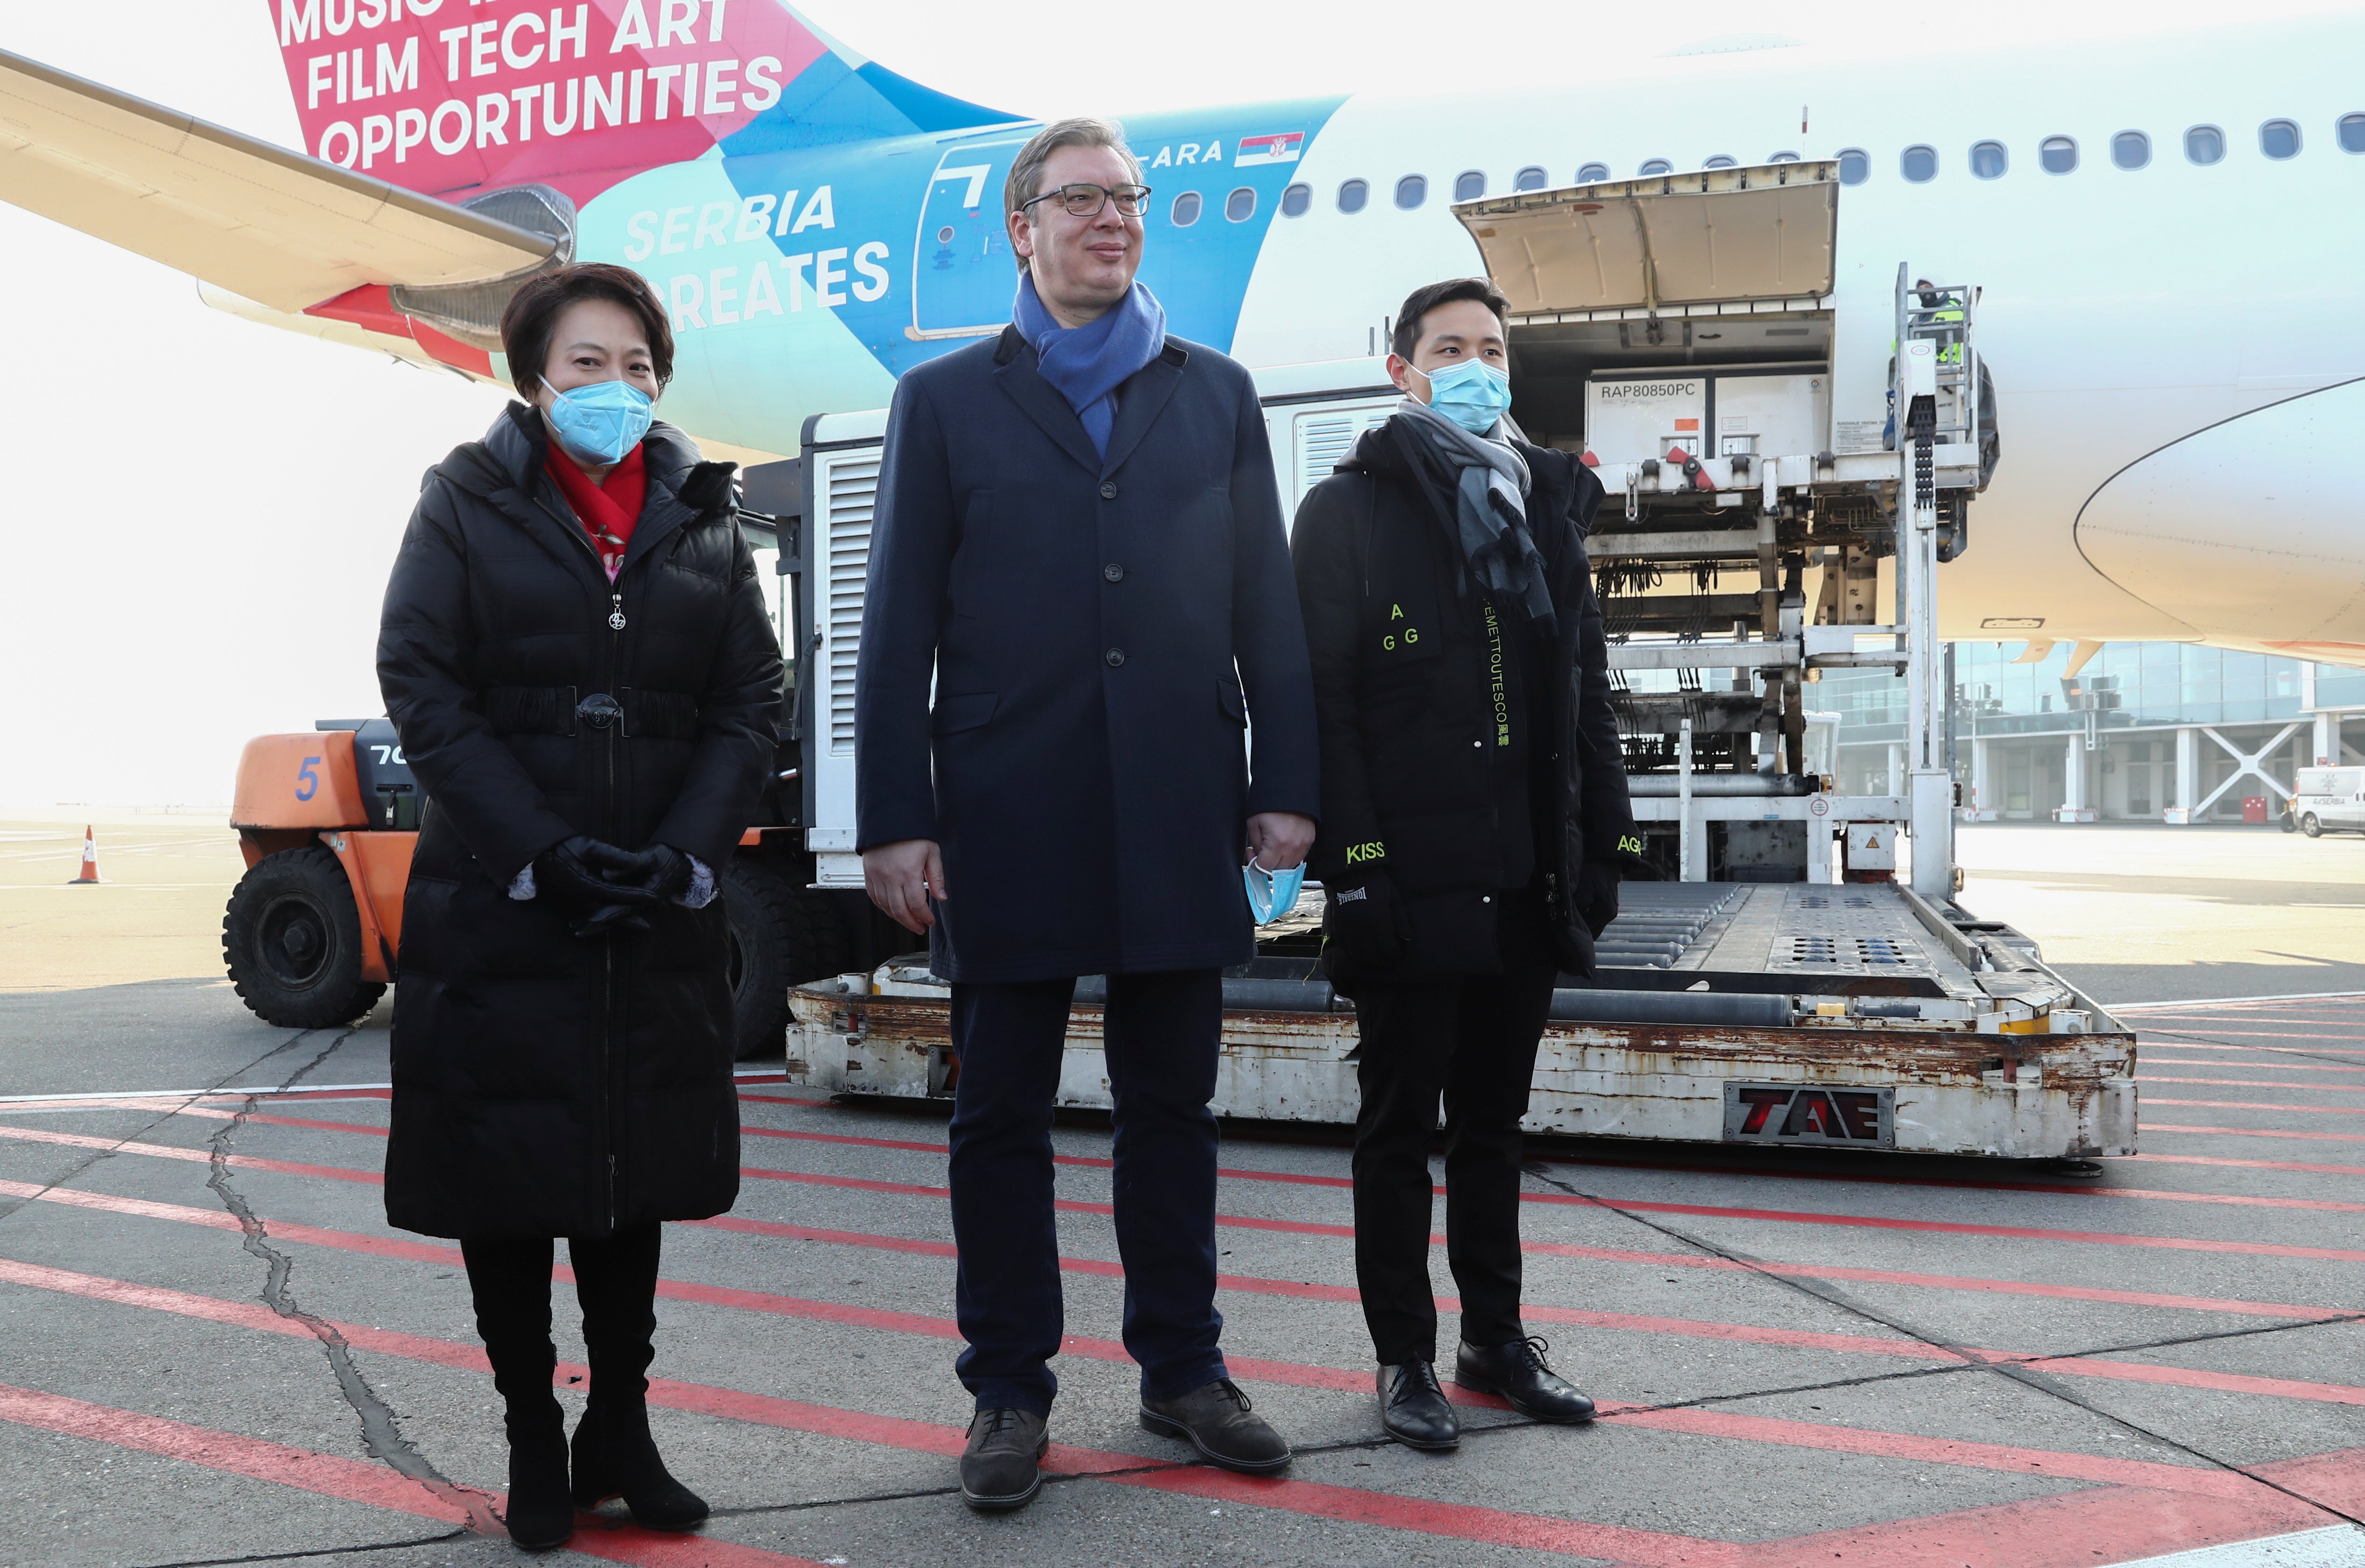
[946,969,1227,1416]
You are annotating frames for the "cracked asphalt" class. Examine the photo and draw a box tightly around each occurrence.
[1,817,2361,1568]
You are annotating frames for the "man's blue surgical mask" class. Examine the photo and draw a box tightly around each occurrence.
[544,379,654,466]
[1243,858,1306,925]
[1417,359,1514,435]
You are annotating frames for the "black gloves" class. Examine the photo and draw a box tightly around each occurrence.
[1574,859,1621,939]
[599,843,693,902]
[1323,876,1406,973]
[532,836,691,939]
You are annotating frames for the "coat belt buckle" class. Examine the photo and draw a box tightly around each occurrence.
[577,692,624,731]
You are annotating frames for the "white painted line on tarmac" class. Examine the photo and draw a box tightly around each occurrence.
[2104,1524,2365,1568]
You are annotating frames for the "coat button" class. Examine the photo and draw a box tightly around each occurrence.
[1473,740,1483,748]
[1100,481,1119,500]
[1106,647,1126,667]
[1482,895,1492,903]
[1104,563,1125,582]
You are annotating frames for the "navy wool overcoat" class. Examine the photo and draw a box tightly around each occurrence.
[854,325,1320,983]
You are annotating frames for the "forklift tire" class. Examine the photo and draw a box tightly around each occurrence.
[2302,813,2323,838]
[722,858,855,1061]
[223,845,386,1029]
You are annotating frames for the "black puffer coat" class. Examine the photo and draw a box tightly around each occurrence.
[377,403,782,1241]
[1291,420,1638,982]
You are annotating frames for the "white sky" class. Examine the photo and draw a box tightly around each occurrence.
[0,0,2350,808]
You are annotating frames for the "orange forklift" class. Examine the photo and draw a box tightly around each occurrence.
[220,473,912,1057]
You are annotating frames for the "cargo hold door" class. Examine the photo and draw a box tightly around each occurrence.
[1453,161,1839,315]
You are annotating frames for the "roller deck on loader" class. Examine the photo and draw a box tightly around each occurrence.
[781,161,2137,1160]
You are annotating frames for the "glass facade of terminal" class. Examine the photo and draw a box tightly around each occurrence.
[1817,642,2365,820]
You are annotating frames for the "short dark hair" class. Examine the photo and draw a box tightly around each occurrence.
[499,263,676,394]
[1391,276,1510,360]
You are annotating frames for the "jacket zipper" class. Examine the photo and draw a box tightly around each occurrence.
[602,571,624,1233]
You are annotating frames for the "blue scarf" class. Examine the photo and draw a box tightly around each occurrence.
[1012,272,1167,462]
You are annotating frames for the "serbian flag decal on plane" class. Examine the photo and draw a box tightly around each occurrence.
[1235,132,1305,167]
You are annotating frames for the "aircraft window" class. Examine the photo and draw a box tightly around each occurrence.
[1514,165,1547,191]
[1970,141,2006,179]
[2260,119,2301,159]
[2185,125,2224,164]
[1577,162,1610,182]
[1337,179,1368,213]
[1281,182,1311,217]
[1768,151,1800,163]
[1171,191,1202,226]
[1454,170,1486,201]
[2111,131,2150,169]
[1225,187,1256,222]
[2040,136,2077,173]
[1703,155,1737,169]
[1638,157,1672,176]
[2342,114,2365,153]
[1900,145,1937,182]
[1836,148,1869,184]
[1396,174,1427,209]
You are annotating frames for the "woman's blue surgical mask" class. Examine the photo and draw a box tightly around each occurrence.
[544,379,654,465]
[1417,359,1514,435]
[1243,858,1306,925]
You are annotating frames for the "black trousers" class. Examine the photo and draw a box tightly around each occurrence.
[460,1223,663,1407]
[946,969,1226,1416]
[1350,899,1560,1365]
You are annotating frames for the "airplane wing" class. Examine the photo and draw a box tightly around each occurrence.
[0,47,551,313]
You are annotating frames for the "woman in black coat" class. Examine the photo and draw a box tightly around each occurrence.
[376,263,781,1550]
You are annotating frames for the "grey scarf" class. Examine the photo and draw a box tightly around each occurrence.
[1389,396,1556,626]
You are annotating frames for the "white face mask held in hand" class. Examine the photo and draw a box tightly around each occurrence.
[1243,858,1306,924]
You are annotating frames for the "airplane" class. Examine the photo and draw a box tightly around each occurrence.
[1,2,2358,661]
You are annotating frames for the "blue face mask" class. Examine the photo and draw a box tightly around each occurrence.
[544,379,654,465]
[1419,359,1514,434]
[1243,858,1307,925]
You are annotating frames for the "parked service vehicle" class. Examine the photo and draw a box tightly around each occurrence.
[783,163,2137,1161]
[2291,766,2365,837]
[219,502,915,1056]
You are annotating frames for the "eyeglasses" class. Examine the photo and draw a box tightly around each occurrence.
[1020,182,1152,219]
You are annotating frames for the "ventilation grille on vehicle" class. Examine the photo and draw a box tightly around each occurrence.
[826,456,880,754]
[388,184,575,352]
[1294,407,1392,502]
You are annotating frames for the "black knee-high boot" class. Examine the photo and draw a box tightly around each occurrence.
[460,1238,574,1552]
[568,1223,708,1530]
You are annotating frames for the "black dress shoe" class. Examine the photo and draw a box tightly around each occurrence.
[1140,1379,1292,1473]
[960,1407,1049,1511]
[570,1401,709,1530]
[1455,1336,1597,1424]
[1377,1361,1460,1451]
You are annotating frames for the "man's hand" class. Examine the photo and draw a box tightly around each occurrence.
[1245,812,1316,872]
[863,838,947,934]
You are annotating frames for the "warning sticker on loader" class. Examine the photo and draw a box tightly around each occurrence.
[1722,1083,1893,1147]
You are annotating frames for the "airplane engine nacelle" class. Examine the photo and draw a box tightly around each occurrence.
[2075,379,2365,663]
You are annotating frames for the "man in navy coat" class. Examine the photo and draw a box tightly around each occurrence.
[854,118,1320,1511]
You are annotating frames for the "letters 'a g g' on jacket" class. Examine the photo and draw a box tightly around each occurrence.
[1290,419,1638,977]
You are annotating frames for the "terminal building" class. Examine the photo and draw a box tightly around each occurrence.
[1823,644,2365,822]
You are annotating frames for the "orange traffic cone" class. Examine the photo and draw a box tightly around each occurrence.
[70,824,99,885]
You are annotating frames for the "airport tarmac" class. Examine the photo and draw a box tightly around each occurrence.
[0,816,2359,1568]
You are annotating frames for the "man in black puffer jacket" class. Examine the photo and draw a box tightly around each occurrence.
[1290,277,1639,1454]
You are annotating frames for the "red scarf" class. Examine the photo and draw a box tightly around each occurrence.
[545,442,648,580]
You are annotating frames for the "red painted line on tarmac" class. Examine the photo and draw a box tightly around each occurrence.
[2142,1056,2365,1074]
[2143,1076,2365,1094]
[2134,1152,2365,1177]
[0,1124,378,1186]
[736,1091,840,1108]
[1736,1478,2335,1568]
[2146,1098,2365,1116]
[743,1124,944,1156]
[2146,1122,2365,1144]
[1522,1189,2365,1262]
[2005,1353,2365,1407]
[0,1381,478,1525]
